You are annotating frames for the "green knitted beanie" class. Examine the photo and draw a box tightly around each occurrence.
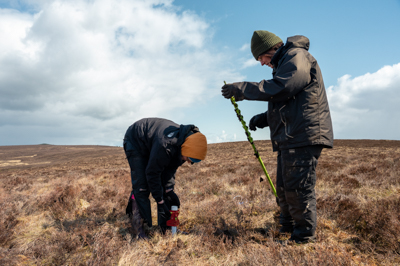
[251,30,283,60]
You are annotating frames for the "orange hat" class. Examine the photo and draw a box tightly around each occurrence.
[181,132,207,160]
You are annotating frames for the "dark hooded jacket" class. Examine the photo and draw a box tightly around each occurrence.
[124,118,199,202]
[234,35,333,151]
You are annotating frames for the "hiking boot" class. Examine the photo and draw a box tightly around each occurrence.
[279,226,293,234]
[289,237,316,244]
[137,225,149,239]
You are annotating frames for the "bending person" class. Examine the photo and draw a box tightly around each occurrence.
[123,117,207,237]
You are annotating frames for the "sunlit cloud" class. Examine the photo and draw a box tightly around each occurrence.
[327,63,400,139]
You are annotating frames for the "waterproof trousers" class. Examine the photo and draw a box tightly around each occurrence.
[124,139,179,230]
[275,145,323,243]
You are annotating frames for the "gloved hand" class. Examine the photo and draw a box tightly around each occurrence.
[221,83,244,101]
[157,201,171,218]
[249,113,268,131]
[157,201,172,233]
[166,190,180,208]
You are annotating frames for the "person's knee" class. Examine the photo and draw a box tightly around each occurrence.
[286,189,316,224]
[132,189,151,205]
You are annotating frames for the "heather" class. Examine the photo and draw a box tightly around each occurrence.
[0,140,399,265]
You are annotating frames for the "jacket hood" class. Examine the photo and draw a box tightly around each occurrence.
[286,35,310,50]
[272,35,310,66]
[176,124,199,146]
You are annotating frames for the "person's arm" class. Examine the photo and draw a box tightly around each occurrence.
[161,167,177,189]
[160,167,179,206]
[222,50,312,102]
[146,146,172,203]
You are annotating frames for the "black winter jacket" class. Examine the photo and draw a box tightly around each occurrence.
[234,35,333,151]
[124,118,200,202]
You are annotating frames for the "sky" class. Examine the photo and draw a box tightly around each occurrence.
[1,0,400,146]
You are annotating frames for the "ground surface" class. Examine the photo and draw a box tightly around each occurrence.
[0,140,399,265]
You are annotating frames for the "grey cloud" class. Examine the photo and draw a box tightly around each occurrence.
[0,0,242,145]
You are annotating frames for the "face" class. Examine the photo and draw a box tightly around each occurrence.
[258,52,275,68]
[181,155,193,164]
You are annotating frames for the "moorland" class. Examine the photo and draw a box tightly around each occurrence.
[0,140,399,265]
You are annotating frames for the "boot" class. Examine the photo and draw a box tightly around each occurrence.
[127,194,148,239]
[276,186,294,234]
[286,189,316,243]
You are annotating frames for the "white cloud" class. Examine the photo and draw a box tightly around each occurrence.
[327,63,400,140]
[239,43,248,51]
[242,58,258,69]
[0,0,240,145]
[238,43,258,69]
[212,130,237,143]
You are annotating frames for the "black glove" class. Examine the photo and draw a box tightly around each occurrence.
[166,190,180,208]
[249,113,268,131]
[221,83,244,100]
[157,202,171,219]
[157,202,171,233]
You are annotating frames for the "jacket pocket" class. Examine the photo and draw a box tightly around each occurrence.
[279,105,294,139]
[283,148,315,190]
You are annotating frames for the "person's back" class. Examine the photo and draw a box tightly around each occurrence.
[266,35,333,150]
[125,118,181,156]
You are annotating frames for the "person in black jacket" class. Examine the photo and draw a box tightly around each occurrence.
[221,30,333,244]
[123,118,207,236]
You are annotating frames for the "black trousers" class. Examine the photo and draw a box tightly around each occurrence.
[275,145,323,242]
[124,139,179,229]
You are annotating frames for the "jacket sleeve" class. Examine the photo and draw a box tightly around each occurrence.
[236,50,312,102]
[161,167,177,189]
[145,144,173,203]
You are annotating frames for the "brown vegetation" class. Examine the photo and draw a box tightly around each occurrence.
[0,140,399,265]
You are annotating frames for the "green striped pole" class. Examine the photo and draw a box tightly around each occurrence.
[226,82,277,197]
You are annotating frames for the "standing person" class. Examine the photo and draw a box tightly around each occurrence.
[123,117,207,237]
[221,30,333,244]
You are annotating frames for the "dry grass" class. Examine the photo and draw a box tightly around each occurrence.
[0,140,399,265]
